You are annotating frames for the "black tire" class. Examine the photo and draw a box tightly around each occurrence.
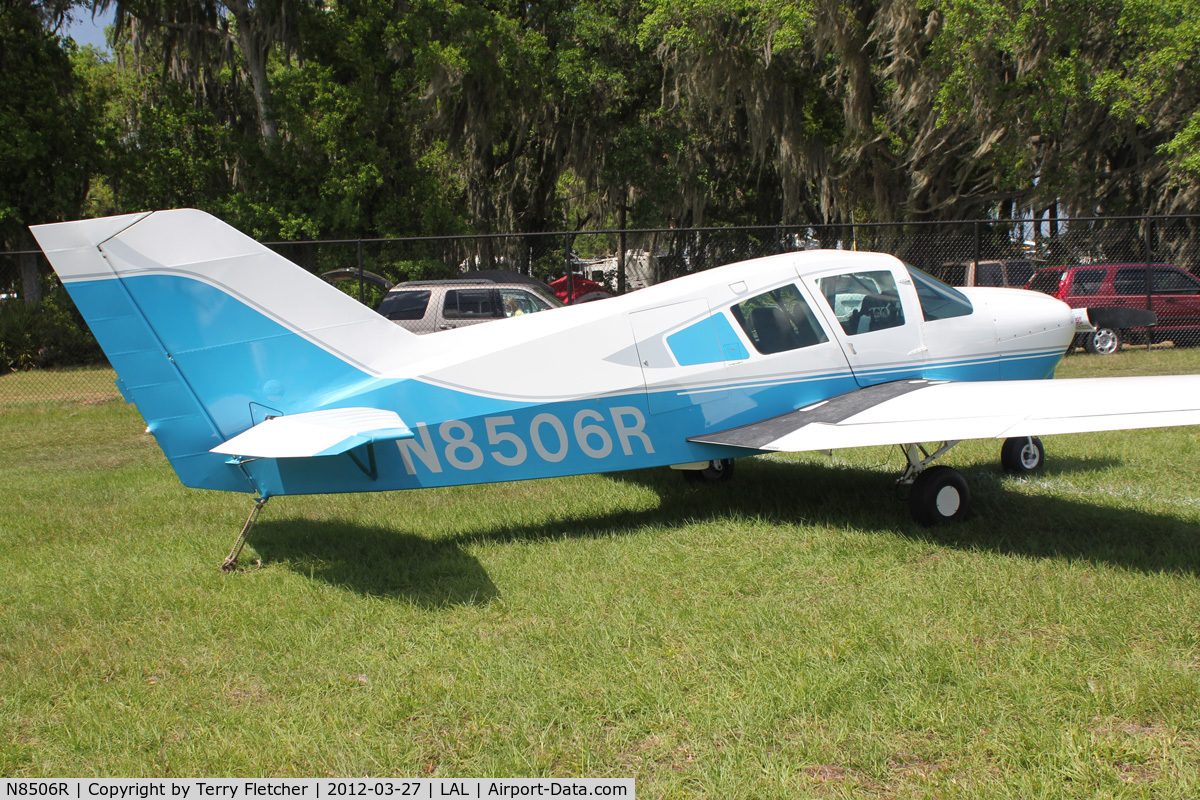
[909,466,971,526]
[1001,436,1044,474]
[681,458,735,483]
[1085,327,1121,355]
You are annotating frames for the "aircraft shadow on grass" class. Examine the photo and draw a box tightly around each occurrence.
[248,455,1200,602]
[249,521,501,607]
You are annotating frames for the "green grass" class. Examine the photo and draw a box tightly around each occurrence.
[2,350,1200,796]
[0,365,119,408]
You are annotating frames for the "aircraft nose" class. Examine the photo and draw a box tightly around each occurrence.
[989,288,1076,358]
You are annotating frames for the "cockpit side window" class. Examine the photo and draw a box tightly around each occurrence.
[908,266,974,321]
[729,284,829,355]
[816,270,907,335]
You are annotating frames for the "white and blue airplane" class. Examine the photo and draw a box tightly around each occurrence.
[31,210,1200,568]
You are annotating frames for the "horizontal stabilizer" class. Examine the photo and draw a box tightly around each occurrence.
[690,376,1200,453]
[211,408,414,459]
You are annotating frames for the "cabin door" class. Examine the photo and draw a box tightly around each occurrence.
[802,265,927,388]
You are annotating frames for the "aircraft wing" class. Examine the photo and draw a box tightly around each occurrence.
[688,376,1200,452]
[210,408,414,459]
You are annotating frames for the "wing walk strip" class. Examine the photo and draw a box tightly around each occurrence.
[689,376,1200,453]
[689,380,937,449]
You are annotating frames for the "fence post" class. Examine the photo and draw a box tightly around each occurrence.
[973,220,980,274]
[356,239,364,304]
[617,197,627,295]
[1144,217,1153,351]
[565,233,574,303]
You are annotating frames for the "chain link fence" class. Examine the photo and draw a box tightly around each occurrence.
[4,215,1200,404]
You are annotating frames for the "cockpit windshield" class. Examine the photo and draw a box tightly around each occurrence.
[908,265,974,321]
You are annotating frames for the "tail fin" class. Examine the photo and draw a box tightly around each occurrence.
[31,209,418,492]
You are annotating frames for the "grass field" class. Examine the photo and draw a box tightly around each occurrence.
[2,351,1199,796]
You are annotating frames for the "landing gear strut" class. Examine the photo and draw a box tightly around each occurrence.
[897,437,1049,525]
[897,442,970,526]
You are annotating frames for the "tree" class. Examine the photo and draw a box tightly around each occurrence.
[0,0,100,303]
[94,0,313,143]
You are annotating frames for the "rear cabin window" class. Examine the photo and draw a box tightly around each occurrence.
[729,284,829,355]
[1027,270,1066,295]
[1153,268,1200,294]
[1069,269,1105,296]
[817,271,906,335]
[500,288,553,316]
[1114,269,1148,296]
[1006,261,1036,287]
[378,289,432,321]
[977,262,1004,287]
[908,267,973,321]
[931,264,968,286]
[444,288,504,319]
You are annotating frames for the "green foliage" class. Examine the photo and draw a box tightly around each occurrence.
[387,258,458,283]
[9,0,1200,255]
[0,277,103,373]
[0,301,43,372]
[928,0,1200,215]
[0,3,99,249]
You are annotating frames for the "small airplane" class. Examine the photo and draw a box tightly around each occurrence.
[31,210,1200,568]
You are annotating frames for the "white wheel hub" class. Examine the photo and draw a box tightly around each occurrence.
[1020,444,1040,469]
[935,485,961,517]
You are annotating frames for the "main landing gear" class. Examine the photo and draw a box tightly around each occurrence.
[679,458,736,484]
[898,437,1044,526]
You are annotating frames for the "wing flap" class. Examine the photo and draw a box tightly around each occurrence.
[211,407,414,459]
[689,376,1200,453]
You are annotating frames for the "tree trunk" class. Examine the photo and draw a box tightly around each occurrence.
[20,251,41,306]
[232,12,278,143]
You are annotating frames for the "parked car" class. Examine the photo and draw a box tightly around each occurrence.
[377,278,563,333]
[1025,263,1200,354]
[927,258,1042,289]
[548,274,614,304]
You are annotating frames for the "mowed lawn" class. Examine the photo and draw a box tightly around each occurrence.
[1,350,1199,797]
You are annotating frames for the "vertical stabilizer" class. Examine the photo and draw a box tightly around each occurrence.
[31,209,419,493]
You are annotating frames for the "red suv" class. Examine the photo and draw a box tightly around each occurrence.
[1026,263,1200,354]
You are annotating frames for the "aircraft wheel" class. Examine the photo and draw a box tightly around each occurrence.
[1085,327,1121,355]
[682,459,735,483]
[1001,436,1044,474]
[909,466,971,526]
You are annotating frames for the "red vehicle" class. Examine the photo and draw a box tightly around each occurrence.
[1026,263,1200,354]
[549,275,614,304]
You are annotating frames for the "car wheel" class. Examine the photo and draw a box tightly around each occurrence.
[1085,327,1121,355]
[1000,436,1044,474]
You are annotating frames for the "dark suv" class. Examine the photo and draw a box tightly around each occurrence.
[1025,263,1200,354]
